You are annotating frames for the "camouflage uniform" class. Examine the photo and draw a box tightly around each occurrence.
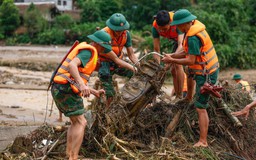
[99,61,133,98]
[51,83,84,117]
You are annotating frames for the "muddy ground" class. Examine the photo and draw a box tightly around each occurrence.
[0,45,256,157]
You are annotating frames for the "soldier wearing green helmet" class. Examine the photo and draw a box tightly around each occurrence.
[232,73,251,92]
[97,13,139,107]
[162,9,220,148]
[51,30,112,160]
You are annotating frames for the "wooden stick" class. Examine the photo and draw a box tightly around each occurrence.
[115,141,136,159]
[219,100,243,128]
[41,130,67,160]
[165,109,182,138]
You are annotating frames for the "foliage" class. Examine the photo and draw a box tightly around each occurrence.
[35,28,65,45]
[97,0,122,21]
[188,0,256,69]
[122,0,161,30]
[24,3,47,38]
[53,14,75,29]
[63,22,104,44]
[5,37,17,45]
[16,34,31,44]
[80,0,122,23]
[0,33,4,39]
[80,0,101,22]
[0,0,20,36]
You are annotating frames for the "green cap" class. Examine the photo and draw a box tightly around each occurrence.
[232,74,242,80]
[106,13,130,31]
[87,30,112,50]
[171,9,197,26]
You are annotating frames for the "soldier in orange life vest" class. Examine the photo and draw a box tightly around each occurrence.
[152,10,188,101]
[98,13,139,106]
[232,73,251,92]
[51,30,111,160]
[162,9,220,148]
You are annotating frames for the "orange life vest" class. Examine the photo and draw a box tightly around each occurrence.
[101,27,127,61]
[53,42,98,94]
[183,20,219,75]
[238,80,250,92]
[152,12,178,41]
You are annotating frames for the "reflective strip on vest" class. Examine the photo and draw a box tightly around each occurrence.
[66,58,72,63]
[60,65,69,71]
[53,42,97,91]
[183,20,219,75]
[56,72,90,81]
[195,38,214,65]
[189,61,219,75]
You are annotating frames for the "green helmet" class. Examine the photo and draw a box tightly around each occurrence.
[171,9,197,26]
[106,13,130,31]
[232,74,242,80]
[87,30,112,50]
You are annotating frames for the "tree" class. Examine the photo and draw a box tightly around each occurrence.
[24,3,46,38]
[54,14,75,29]
[0,0,20,36]
[80,0,101,23]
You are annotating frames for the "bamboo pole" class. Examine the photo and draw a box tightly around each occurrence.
[165,109,182,138]
[219,100,243,128]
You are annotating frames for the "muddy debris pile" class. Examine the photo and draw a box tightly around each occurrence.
[1,60,256,159]
[1,87,256,159]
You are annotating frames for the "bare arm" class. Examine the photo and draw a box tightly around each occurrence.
[69,57,90,97]
[69,57,105,97]
[126,46,139,65]
[153,38,161,64]
[174,34,184,54]
[162,54,196,66]
[170,34,186,58]
[106,51,135,72]
[232,100,256,120]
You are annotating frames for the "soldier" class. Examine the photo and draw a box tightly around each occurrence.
[98,13,139,107]
[152,10,186,101]
[232,73,251,92]
[162,9,220,147]
[51,30,111,159]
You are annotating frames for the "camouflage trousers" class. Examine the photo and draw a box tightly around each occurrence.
[51,83,84,117]
[194,69,219,109]
[98,62,134,98]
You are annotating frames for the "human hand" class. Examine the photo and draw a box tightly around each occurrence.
[94,89,105,98]
[231,105,251,120]
[162,54,174,63]
[133,66,138,74]
[79,84,90,97]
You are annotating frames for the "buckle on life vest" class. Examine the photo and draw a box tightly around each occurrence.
[200,82,223,98]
